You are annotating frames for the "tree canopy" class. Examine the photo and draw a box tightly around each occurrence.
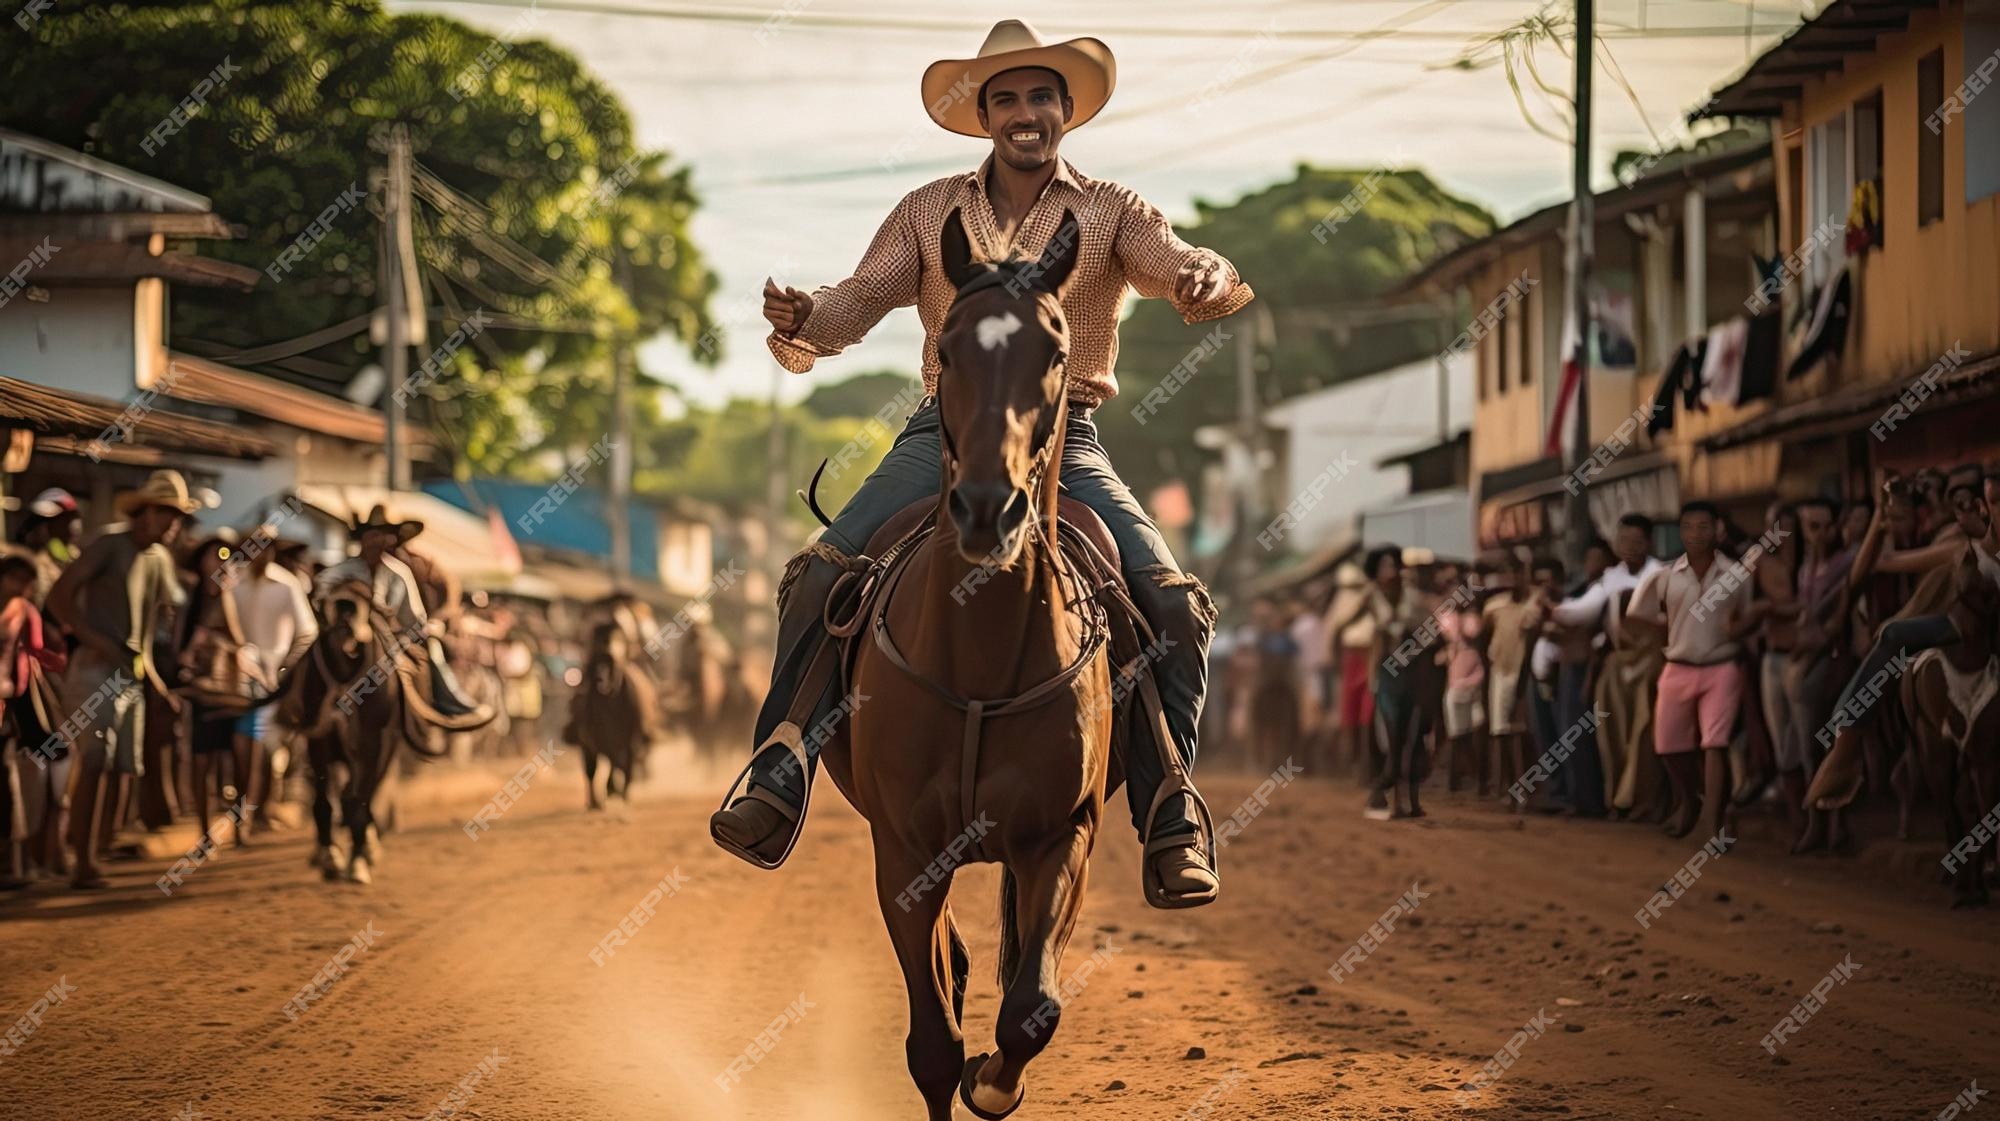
[3,0,717,471]
[1096,164,1495,502]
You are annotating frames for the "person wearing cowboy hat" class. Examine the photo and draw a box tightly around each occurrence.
[315,505,485,721]
[720,19,1255,908]
[43,470,195,888]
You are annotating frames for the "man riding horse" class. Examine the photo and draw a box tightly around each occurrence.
[709,19,1250,907]
[313,506,488,728]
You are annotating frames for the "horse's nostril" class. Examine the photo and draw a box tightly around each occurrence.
[950,483,1005,528]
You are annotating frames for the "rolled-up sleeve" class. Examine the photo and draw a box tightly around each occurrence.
[1112,189,1254,324]
[767,192,924,373]
[1625,569,1668,625]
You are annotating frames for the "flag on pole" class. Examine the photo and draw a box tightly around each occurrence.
[1544,305,1582,460]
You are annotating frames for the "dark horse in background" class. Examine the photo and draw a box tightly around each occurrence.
[290,582,451,884]
[564,621,659,810]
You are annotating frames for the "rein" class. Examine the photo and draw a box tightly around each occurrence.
[875,298,1105,833]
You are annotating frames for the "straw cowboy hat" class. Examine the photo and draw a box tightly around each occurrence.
[115,469,203,517]
[352,503,424,542]
[922,19,1116,138]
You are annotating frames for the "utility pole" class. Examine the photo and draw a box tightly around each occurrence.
[379,124,419,492]
[1563,0,1596,572]
[608,256,634,589]
[764,363,786,579]
[1232,306,1263,592]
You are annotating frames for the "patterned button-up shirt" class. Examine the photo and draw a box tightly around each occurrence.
[767,157,1253,407]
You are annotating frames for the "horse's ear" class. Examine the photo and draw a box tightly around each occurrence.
[1034,209,1081,295]
[941,208,982,291]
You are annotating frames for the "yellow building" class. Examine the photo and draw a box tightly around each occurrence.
[1695,0,2000,487]
[1395,144,1776,552]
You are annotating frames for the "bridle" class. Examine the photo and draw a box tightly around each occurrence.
[933,265,1072,548]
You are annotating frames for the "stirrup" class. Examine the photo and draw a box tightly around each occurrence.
[711,722,813,870]
[1131,663,1218,909]
[1139,773,1219,910]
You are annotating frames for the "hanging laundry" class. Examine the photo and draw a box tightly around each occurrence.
[1681,336,1709,414]
[1648,342,1695,435]
[1737,311,1783,403]
[1786,265,1853,380]
[1700,317,1751,407]
[1846,180,1882,255]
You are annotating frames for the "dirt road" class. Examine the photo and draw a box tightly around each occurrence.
[2,742,1994,1120]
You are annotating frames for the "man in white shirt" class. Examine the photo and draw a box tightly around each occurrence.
[1626,501,1767,841]
[1551,514,1663,644]
[1551,514,1662,812]
[227,527,318,835]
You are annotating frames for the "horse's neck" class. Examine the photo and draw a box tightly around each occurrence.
[923,524,1069,687]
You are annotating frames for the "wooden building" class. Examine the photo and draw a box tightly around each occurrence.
[1693,0,2000,490]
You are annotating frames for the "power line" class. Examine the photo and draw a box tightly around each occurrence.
[402,0,1799,42]
[719,0,1467,187]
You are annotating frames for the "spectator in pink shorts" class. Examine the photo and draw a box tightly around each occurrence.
[1439,589,1489,795]
[1625,501,1768,842]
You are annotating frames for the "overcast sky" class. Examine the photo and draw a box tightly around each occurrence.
[400,0,1797,410]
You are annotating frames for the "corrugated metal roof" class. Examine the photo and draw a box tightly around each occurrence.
[0,375,275,460]
[1696,0,1920,120]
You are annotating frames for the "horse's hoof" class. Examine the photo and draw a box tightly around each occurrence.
[958,1053,1023,1120]
[346,856,374,885]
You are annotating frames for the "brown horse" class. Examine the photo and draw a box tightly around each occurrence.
[293,584,449,884]
[814,209,1119,1120]
[1902,557,2000,906]
[567,621,657,809]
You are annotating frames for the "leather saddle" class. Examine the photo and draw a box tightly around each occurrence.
[829,495,1126,650]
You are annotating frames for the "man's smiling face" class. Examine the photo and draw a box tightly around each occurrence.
[977,66,1071,171]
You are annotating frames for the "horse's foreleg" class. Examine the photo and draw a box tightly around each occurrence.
[582,743,602,811]
[1914,716,1976,904]
[1966,751,1998,904]
[307,735,340,876]
[873,844,963,1121]
[343,722,391,885]
[974,822,1095,1118]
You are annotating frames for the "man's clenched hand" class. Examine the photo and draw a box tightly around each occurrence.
[1173,256,1232,306]
[763,277,814,335]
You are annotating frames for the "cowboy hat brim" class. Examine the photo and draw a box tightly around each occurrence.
[115,490,201,517]
[922,37,1116,138]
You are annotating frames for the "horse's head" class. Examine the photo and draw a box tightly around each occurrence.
[588,621,628,667]
[320,582,375,655]
[935,206,1079,566]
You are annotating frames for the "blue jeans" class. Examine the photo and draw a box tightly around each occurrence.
[1556,660,1604,815]
[1831,613,1961,717]
[1528,674,1563,803]
[749,399,1215,837]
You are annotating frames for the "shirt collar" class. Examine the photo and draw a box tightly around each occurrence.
[971,155,1083,197]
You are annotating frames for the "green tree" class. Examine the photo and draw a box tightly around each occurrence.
[3,0,716,471]
[1098,164,1495,503]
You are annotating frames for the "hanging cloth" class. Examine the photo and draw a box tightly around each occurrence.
[1787,265,1853,380]
[1737,311,1783,403]
[1700,317,1751,407]
[1648,342,1694,435]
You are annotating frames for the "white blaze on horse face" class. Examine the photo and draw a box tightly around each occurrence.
[976,312,1023,352]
